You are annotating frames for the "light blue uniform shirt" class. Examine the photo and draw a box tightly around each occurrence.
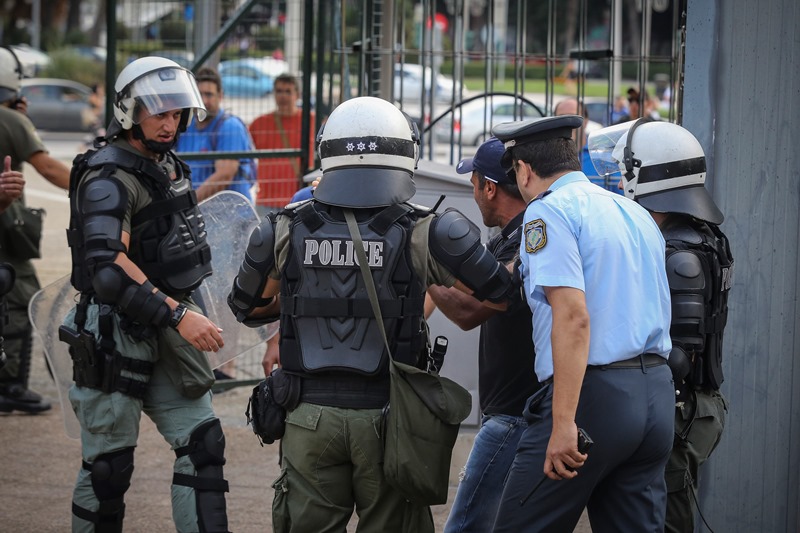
[519,171,672,382]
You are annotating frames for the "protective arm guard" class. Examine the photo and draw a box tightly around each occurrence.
[93,263,171,327]
[79,176,128,269]
[228,218,278,327]
[667,343,693,403]
[666,249,706,354]
[429,208,513,304]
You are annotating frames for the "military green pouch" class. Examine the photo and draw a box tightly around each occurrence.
[381,358,472,506]
[157,301,215,399]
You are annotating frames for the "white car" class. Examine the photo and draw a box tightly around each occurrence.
[431,94,546,146]
[394,64,461,103]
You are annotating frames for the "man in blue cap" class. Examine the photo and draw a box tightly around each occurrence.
[427,137,538,533]
[490,115,674,532]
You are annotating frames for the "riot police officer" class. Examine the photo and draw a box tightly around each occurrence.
[62,57,230,533]
[228,96,513,532]
[0,45,70,414]
[590,119,732,533]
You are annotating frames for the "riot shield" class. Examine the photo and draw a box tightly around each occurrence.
[29,191,278,438]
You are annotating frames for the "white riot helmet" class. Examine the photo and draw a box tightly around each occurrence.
[113,56,206,133]
[314,96,419,208]
[588,119,724,224]
[0,46,23,104]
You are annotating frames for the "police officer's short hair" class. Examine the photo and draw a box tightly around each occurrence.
[511,138,581,179]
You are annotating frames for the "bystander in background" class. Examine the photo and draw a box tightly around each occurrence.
[177,66,256,204]
[248,73,315,214]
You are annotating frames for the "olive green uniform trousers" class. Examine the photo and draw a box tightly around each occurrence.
[665,389,727,533]
[272,402,434,533]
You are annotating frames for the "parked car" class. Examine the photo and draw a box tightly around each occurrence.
[219,57,289,97]
[394,63,462,103]
[430,94,546,146]
[20,78,98,132]
[62,45,107,63]
[152,50,195,69]
[9,44,51,77]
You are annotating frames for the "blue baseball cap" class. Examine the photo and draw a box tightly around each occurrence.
[455,137,515,185]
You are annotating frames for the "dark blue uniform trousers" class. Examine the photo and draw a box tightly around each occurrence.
[492,364,674,533]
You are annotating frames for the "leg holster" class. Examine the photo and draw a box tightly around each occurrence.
[72,447,135,533]
[59,302,154,399]
[173,418,230,533]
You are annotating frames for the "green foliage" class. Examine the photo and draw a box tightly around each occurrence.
[255,27,284,52]
[160,20,187,43]
[40,50,105,88]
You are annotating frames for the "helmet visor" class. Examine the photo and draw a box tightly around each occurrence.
[587,120,637,178]
[128,67,206,124]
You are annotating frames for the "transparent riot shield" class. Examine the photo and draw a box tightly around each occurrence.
[29,191,278,438]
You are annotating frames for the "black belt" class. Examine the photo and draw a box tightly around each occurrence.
[590,353,666,370]
[541,353,666,386]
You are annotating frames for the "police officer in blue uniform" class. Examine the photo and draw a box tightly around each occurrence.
[490,115,675,532]
[228,96,514,532]
[589,119,733,532]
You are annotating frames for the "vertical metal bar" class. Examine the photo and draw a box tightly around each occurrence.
[300,0,315,185]
[105,0,117,127]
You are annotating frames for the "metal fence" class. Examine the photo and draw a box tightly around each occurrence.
[105,0,686,389]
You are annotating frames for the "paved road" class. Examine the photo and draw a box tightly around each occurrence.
[0,133,592,532]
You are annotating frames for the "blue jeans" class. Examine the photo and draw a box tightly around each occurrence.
[444,413,527,533]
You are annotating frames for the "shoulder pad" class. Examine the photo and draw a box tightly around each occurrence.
[663,224,703,246]
[665,249,705,289]
[79,176,128,218]
[86,144,140,169]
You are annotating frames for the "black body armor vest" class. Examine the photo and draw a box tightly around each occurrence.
[67,144,212,296]
[278,202,428,379]
[664,219,733,390]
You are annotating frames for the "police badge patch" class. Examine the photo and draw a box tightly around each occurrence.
[525,219,547,253]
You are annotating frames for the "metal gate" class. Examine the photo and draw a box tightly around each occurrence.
[105,0,686,389]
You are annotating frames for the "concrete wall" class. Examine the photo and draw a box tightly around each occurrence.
[684,0,800,530]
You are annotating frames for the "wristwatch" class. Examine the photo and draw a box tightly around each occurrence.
[169,304,188,328]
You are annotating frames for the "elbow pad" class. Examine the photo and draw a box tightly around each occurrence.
[429,208,513,303]
[228,218,277,323]
[92,263,170,327]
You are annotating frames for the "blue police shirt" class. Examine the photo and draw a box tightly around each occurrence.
[519,171,672,382]
[176,110,254,202]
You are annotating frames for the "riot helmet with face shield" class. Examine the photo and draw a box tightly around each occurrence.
[314,96,419,208]
[110,57,206,151]
[588,119,724,224]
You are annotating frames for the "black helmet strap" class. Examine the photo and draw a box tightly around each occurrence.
[623,117,654,185]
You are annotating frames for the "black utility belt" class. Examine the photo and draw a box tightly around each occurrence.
[299,375,390,409]
[588,353,666,371]
[541,353,666,386]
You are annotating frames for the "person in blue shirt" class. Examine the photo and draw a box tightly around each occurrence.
[554,97,621,193]
[176,67,255,203]
[490,115,674,533]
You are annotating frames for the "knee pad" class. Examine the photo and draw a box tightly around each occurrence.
[173,418,229,533]
[73,447,134,533]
